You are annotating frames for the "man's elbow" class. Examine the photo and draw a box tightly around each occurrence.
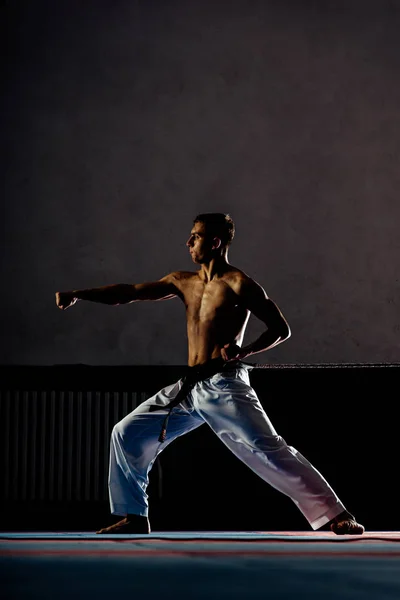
[265,319,291,343]
[279,322,291,342]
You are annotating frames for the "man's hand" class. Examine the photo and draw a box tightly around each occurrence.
[221,342,246,362]
[55,291,78,311]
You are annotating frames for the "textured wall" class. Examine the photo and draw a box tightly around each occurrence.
[2,0,400,365]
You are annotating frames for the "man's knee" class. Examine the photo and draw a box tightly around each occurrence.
[254,433,288,453]
[111,417,151,457]
[111,418,132,440]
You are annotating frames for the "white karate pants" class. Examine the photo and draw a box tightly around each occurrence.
[108,365,346,529]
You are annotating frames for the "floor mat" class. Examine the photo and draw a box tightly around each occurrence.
[1,531,400,600]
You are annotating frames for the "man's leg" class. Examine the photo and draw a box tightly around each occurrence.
[97,378,203,533]
[194,367,364,534]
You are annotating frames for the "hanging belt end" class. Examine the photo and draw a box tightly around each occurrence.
[158,428,167,443]
[158,410,171,443]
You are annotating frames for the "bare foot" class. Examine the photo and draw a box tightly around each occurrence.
[96,515,150,534]
[330,511,364,535]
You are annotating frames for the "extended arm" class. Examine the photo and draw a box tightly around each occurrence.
[55,273,179,309]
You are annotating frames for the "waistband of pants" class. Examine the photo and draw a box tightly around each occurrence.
[184,357,251,384]
[156,357,251,442]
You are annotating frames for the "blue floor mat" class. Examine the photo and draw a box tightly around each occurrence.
[1,532,400,600]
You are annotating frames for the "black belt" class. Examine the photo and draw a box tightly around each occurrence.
[151,357,244,442]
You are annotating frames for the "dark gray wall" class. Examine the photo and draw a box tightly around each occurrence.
[2,0,400,365]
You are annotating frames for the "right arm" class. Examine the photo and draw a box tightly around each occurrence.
[55,273,180,310]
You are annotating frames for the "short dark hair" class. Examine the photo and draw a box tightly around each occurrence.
[193,213,235,247]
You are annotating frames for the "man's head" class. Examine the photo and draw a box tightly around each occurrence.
[186,213,235,263]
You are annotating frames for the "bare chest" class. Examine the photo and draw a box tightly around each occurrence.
[183,280,240,322]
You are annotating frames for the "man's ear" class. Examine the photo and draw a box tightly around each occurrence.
[212,237,222,250]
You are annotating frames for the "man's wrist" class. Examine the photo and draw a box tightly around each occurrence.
[238,347,251,360]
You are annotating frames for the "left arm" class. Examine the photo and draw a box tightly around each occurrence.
[221,278,291,361]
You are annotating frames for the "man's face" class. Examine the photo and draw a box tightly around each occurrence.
[186,221,214,264]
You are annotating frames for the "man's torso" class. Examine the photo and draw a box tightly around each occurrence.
[171,267,250,366]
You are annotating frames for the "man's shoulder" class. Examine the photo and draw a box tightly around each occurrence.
[223,266,253,285]
[223,267,266,296]
[166,270,198,283]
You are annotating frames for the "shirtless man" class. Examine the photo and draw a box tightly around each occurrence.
[55,213,364,535]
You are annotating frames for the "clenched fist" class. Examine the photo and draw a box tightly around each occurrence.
[221,342,246,362]
[55,291,78,311]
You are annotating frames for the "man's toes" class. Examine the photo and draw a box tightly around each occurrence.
[331,519,365,535]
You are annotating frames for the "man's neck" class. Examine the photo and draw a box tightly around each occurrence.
[199,254,230,283]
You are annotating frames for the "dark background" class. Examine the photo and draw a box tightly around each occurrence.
[2,0,400,366]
